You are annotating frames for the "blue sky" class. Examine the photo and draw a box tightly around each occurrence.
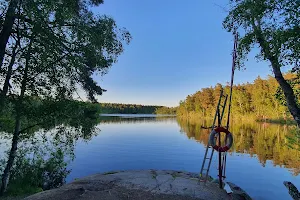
[92,0,274,107]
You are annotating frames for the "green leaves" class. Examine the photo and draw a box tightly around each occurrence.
[0,1,128,194]
[275,75,300,106]
[4,148,71,195]
[177,74,295,119]
[0,0,131,102]
[223,0,300,126]
[0,97,101,139]
[223,0,300,68]
[0,98,100,195]
[155,106,177,115]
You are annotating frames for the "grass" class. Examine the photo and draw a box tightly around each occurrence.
[171,172,179,179]
[103,171,118,175]
[150,170,157,179]
[1,183,43,199]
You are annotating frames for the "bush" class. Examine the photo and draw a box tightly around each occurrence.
[1,149,70,196]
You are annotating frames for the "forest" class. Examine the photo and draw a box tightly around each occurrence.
[177,73,300,122]
[98,103,176,115]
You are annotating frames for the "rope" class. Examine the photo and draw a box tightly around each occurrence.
[226,33,238,129]
[217,109,223,188]
[220,32,238,185]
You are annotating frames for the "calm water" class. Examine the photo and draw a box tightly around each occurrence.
[1,115,299,200]
[64,115,300,200]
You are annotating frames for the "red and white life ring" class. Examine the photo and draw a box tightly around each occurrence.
[209,127,233,152]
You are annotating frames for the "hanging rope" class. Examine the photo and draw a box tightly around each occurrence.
[227,32,238,129]
[219,32,238,186]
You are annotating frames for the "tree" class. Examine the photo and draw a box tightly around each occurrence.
[176,74,295,121]
[200,88,215,116]
[0,0,122,110]
[185,95,195,112]
[0,0,131,194]
[223,0,300,126]
[231,84,252,115]
[0,0,105,76]
[0,98,100,195]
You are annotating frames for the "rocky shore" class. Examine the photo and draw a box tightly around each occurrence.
[24,170,252,200]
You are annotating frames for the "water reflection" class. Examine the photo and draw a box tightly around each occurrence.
[0,115,299,199]
[72,115,300,176]
[69,116,299,200]
[99,115,176,124]
[0,116,99,195]
[177,118,300,176]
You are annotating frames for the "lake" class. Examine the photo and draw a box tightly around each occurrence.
[1,115,300,200]
[64,115,299,200]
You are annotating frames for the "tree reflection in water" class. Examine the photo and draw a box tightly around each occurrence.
[1,115,299,196]
[177,118,300,176]
[0,114,99,196]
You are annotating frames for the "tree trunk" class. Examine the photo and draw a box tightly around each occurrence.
[0,42,18,113]
[0,72,27,194]
[0,114,21,195]
[0,39,31,195]
[0,0,18,69]
[271,60,300,126]
[252,18,300,126]
[2,43,18,96]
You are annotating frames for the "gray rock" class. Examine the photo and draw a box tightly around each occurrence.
[24,170,252,200]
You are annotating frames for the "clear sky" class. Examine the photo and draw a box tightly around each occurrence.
[92,0,274,107]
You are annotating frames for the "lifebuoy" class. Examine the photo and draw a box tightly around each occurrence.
[209,127,233,152]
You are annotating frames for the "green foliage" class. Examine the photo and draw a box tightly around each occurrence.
[0,0,131,102]
[103,171,118,175]
[0,97,101,136]
[286,128,300,151]
[0,0,131,195]
[223,0,300,69]
[154,106,177,115]
[222,0,300,126]
[177,74,297,120]
[0,148,70,196]
[98,103,167,114]
[275,74,300,106]
[0,98,100,196]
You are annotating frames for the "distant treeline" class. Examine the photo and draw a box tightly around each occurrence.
[177,73,300,121]
[98,103,176,114]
